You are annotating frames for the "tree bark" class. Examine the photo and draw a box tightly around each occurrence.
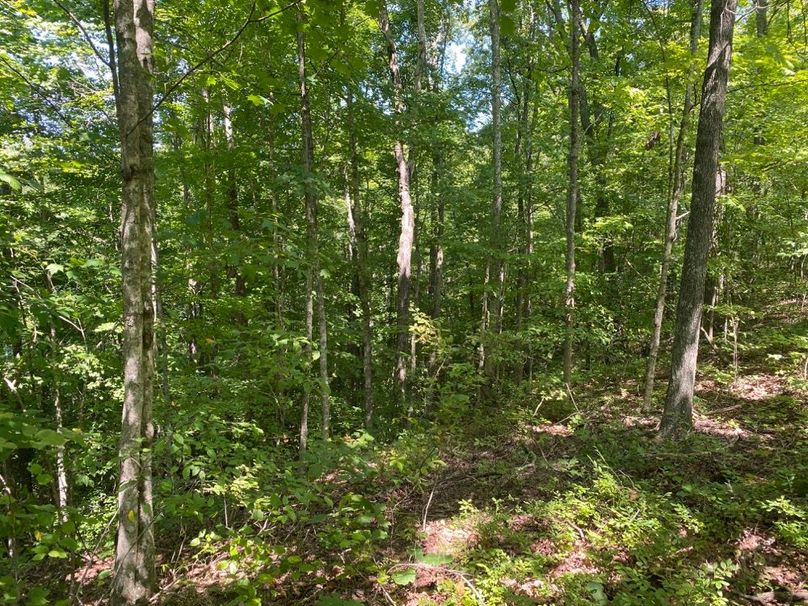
[756,0,768,37]
[563,0,581,387]
[379,3,415,408]
[346,101,374,427]
[222,102,246,299]
[112,0,156,602]
[660,0,737,438]
[479,0,504,378]
[427,7,448,323]
[643,0,704,410]
[297,8,330,449]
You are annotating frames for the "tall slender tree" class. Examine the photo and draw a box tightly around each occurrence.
[112,0,157,601]
[643,0,704,409]
[479,0,504,379]
[563,0,581,386]
[378,2,415,407]
[660,0,738,438]
[346,94,374,428]
[297,7,331,450]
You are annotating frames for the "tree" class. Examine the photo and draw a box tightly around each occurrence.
[297,6,331,451]
[378,2,415,408]
[111,0,157,601]
[660,0,738,438]
[563,0,581,386]
[479,0,504,380]
[643,0,704,410]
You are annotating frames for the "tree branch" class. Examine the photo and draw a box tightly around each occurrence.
[127,0,302,138]
[51,0,111,68]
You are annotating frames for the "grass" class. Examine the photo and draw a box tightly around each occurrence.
[62,313,808,605]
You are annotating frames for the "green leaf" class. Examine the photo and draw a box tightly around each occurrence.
[416,551,452,566]
[25,586,49,606]
[33,429,67,448]
[362,0,382,18]
[391,568,416,585]
[247,94,270,106]
[0,171,21,191]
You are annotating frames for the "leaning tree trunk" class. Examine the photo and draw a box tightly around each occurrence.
[112,0,157,603]
[379,3,415,409]
[563,0,581,386]
[643,0,704,410]
[660,0,737,438]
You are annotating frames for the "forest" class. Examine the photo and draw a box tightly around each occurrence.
[1,0,807,603]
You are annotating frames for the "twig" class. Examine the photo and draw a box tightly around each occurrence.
[531,396,545,416]
[148,573,182,603]
[378,583,397,606]
[51,0,111,68]
[77,510,117,587]
[422,482,436,531]
[0,56,73,126]
[565,383,580,412]
[568,521,586,542]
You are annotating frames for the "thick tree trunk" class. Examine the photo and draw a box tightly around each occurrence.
[660,0,737,438]
[643,0,704,410]
[379,3,415,408]
[563,0,581,387]
[112,0,156,602]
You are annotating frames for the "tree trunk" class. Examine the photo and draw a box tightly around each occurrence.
[298,11,312,455]
[643,0,704,410]
[222,102,246,300]
[576,7,618,273]
[112,0,156,602]
[479,0,504,379]
[427,7,447,323]
[44,277,69,521]
[346,97,374,428]
[428,156,444,320]
[379,3,415,408]
[563,0,581,387]
[660,0,737,439]
[297,9,330,449]
[756,0,768,37]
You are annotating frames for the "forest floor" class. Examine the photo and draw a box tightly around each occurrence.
[72,306,808,606]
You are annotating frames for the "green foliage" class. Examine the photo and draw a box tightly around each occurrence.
[1,0,806,601]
